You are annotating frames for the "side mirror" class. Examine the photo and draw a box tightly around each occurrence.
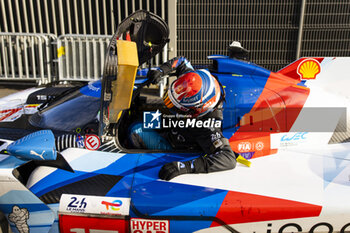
[7,130,57,161]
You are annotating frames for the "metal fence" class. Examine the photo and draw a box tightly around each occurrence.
[176,0,350,71]
[0,33,56,84]
[0,33,170,85]
[57,35,111,81]
[300,1,350,58]
[1,0,350,82]
[0,0,174,84]
[0,0,169,36]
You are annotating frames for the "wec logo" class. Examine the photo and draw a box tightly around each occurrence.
[281,132,308,142]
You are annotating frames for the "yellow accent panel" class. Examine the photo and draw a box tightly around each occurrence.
[117,40,139,67]
[57,46,65,58]
[236,155,251,167]
[109,40,139,123]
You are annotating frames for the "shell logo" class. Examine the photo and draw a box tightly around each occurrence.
[297,59,321,80]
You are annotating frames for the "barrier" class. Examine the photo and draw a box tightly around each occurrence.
[0,33,56,84]
[57,34,111,81]
[57,34,167,97]
[0,33,167,97]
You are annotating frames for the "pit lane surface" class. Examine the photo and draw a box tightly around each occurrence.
[0,85,29,98]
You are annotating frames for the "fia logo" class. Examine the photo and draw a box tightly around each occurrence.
[143,110,162,129]
[238,142,252,152]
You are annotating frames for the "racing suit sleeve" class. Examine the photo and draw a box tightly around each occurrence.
[158,110,238,181]
[188,109,237,173]
[158,127,237,180]
[190,128,237,173]
[148,56,194,84]
[158,56,194,76]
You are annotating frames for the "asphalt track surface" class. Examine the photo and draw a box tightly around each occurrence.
[0,85,30,98]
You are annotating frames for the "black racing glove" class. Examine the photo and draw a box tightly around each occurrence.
[159,161,194,181]
[147,69,163,84]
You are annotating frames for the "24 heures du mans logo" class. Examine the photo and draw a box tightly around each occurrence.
[143,110,221,129]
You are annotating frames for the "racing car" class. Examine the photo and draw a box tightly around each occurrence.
[0,10,350,233]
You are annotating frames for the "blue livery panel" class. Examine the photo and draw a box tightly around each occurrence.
[209,57,271,138]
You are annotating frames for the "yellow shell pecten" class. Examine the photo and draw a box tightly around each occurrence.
[298,59,321,79]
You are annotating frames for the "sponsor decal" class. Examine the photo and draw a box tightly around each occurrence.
[59,214,128,233]
[24,104,40,114]
[211,132,223,148]
[80,81,101,98]
[131,218,169,233]
[211,190,322,228]
[238,142,252,152]
[211,132,221,142]
[88,82,101,92]
[29,150,45,160]
[59,194,130,216]
[36,95,48,101]
[280,132,308,147]
[143,110,222,129]
[24,104,40,115]
[75,128,85,148]
[84,134,101,150]
[0,107,23,122]
[297,58,321,80]
[0,104,39,122]
[233,137,271,157]
[8,205,29,233]
[264,221,350,233]
[66,196,87,213]
[213,139,223,148]
[240,152,254,160]
[101,200,123,212]
[281,132,307,141]
[255,141,264,151]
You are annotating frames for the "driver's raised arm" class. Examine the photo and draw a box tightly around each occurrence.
[147,56,194,84]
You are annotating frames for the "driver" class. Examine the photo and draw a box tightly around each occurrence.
[129,57,237,180]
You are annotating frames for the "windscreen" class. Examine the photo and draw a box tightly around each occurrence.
[29,81,101,132]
